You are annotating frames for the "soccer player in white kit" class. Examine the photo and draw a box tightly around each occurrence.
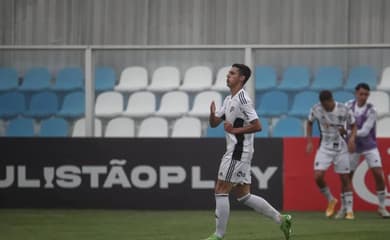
[306,90,357,220]
[335,83,390,218]
[205,64,292,240]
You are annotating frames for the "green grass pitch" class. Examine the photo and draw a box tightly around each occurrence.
[0,210,389,240]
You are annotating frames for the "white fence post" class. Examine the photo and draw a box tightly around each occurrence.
[85,46,95,137]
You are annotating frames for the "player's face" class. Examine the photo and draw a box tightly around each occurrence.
[321,99,335,112]
[226,67,244,89]
[355,88,369,106]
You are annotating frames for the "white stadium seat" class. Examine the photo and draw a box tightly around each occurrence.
[155,91,189,118]
[377,66,390,91]
[211,66,230,92]
[188,91,222,118]
[72,118,102,137]
[114,66,148,92]
[105,117,135,137]
[95,91,123,118]
[367,91,389,117]
[179,66,213,92]
[147,66,180,92]
[171,117,202,138]
[123,91,156,118]
[377,117,390,137]
[138,117,168,138]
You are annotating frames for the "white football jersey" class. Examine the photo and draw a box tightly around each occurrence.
[215,89,258,161]
[308,102,355,151]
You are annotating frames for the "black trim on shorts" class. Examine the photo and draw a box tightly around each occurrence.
[225,160,237,182]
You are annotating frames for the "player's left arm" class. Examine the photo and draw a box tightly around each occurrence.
[356,108,377,137]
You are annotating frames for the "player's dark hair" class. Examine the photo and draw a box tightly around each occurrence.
[355,82,370,92]
[232,63,251,85]
[319,90,333,102]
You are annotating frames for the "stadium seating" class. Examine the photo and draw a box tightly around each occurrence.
[211,66,230,92]
[147,66,180,92]
[278,66,310,91]
[288,91,318,118]
[255,66,277,91]
[104,117,135,137]
[206,123,225,137]
[0,119,4,136]
[367,91,389,117]
[333,90,354,103]
[39,117,69,137]
[0,67,18,91]
[376,117,390,137]
[95,67,116,92]
[0,91,26,118]
[188,91,222,118]
[311,66,343,90]
[138,117,169,138]
[171,117,202,138]
[52,67,84,91]
[72,118,102,137]
[114,66,148,92]
[57,91,85,118]
[179,66,213,92]
[256,90,289,117]
[344,66,377,91]
[123,91,156,118]
[6,117,35,137]
[24,91,58,118]
[155,91,189,118]
[255,118,270,138]
[377,66,390,91]
[95,91,123,118]
[19,67,51,91]
[272,117,303,137]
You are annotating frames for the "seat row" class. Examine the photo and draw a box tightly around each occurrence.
[255,65,390,92]
[0,116,203,138]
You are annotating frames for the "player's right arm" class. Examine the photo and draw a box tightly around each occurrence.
[209,101,223,127]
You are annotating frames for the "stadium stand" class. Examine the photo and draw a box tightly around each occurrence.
[171,117,202,138]
[255,117,270,138]
[19,67,51,92]
[377,117,390,137]
[211,66,230,92]
[104,117,135,137]
[255,66,277,91]
[147,66,180,92]
[179,66,213,92]
[0,91,26,118]
[377,66,390,91]
[155,91,189,118]
[95,91,123,118]
[123,91,156,118]
[256,90,289,117]
[188,91,222,118]
[95,67,116,92]
[333,90,354,103]
[344,66,377,91]
[278,66,310,91]
[24,91,58,118]
[114,66,148,92]
[57,91,85,118]
[39,117,69,137]
[72,118,102,137]
[6,117,35,137]
[272,117,303,137]
[367,91,389,117]
[206,123,225,138]
[138,117,169,137]
[311,66,343,90]
[52,67,84,91]
[288,91,318,118]
[0,67,18,91]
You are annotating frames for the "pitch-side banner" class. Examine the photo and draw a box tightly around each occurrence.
[0,138,283,209]
[283,138,390,211]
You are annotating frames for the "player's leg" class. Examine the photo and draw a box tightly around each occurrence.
[335,151,354,220]
[314,149,337,217]
[365,149,390,218]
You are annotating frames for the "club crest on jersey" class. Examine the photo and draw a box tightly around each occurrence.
[230,106,235,112]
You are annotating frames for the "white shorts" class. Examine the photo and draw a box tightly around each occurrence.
[314,146,350,174]
[218,152,253,184]
[350,148,382,171]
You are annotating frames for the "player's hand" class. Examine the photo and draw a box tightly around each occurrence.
[338,126,347,137]
[347,138,356,153]
[224,121,234,134]
[306,141,313,154]
[210,101,216,115]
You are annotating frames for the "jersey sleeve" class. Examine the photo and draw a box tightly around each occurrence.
[241,101,259,122]
[357,107,377,137]
[215,97,228,119]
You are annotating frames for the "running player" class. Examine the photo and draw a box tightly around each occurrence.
[204,63,292,240]
[335,83,390,219]
[306,90,357,220]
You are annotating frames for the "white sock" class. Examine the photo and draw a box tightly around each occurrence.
[238,193,281,224]
[339,193,345,211]
[320,187,335,201]
[215,194,230,238]
[377,190,386,209]
[344,191,353,212]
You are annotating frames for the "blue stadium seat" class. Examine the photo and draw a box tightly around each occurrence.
[0,91,26,118]
[344,66,377,91]
[311,66,343,90]
[272,117,303,137]
[288,91,318,118]
[206,123,225,138]
[311,120,321,137]
[95,67,116,92]
[39,117,69,137]
[256,91,289,117]
[255,66,277,91]
[52,67,84,91]
[6,117,35,137]
[19,67,51,91]
[57,91,85,118]
[278,66,310,91]
[333,90,354,103]
[255,118,269,138]
[24,91,58,118]
[0,67,18,91]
